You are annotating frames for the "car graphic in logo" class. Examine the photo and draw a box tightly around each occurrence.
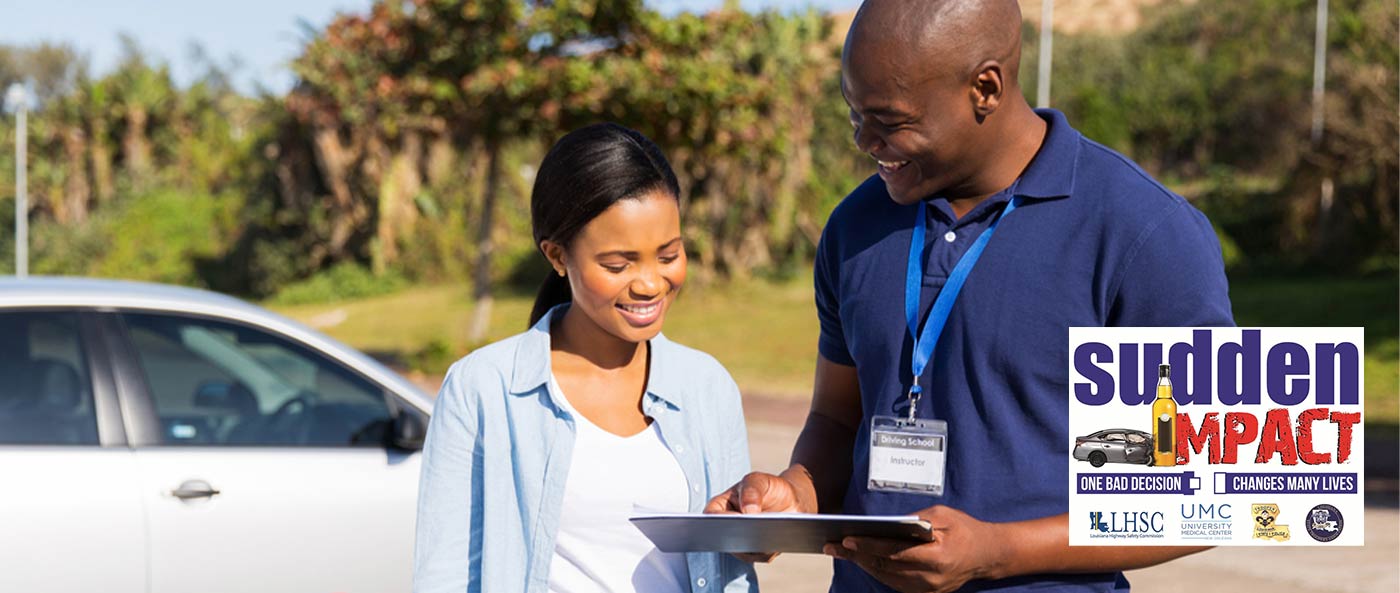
[1073,428,1154,467]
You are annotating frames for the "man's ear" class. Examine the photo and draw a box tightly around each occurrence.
[969,60,1005,120]
[540,240,568,277]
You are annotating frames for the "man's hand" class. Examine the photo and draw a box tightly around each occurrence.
[824,506,1211,591]
[823,505,1008,593]
[705,469,813,563]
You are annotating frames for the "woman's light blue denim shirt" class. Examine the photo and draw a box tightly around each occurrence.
[414,305,758,593]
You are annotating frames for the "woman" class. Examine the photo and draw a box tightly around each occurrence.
[414,123,757,593]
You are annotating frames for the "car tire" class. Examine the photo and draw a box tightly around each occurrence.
[1089,451,1106,467]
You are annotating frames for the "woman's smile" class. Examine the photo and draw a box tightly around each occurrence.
[616,300,663,326]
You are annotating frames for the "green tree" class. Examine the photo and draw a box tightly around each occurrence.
[557,4,840,277]
[1049,0,1397,270]
[290,0,656,339]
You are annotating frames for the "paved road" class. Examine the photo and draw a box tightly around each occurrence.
[742,398,1400,593]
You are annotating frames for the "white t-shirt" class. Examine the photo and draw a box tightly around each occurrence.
[547,375,691,593]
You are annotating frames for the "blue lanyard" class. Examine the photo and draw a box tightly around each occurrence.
[903,195,1022,419]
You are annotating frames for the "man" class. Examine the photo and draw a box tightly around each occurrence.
[705,1,1234,592]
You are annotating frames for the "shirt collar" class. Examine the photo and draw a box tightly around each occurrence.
[925,108,1080,222]
[1013,108,1081,201]
[509,303,685,410]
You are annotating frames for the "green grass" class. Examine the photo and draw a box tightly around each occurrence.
[271,273,1399,423]
[271,284,536,360]
[269,278,821,395]
[1230,275,1399,426]
[652,278,819,395]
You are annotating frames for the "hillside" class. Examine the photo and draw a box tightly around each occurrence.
[830,0,1184,40]
[1020,0,1188,35]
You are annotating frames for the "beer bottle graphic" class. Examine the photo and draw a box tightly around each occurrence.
[1152,363,1178,466]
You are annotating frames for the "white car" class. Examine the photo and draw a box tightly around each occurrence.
[0,277,432,593]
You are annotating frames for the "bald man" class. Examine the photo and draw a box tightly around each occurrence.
[707,1,1233,592]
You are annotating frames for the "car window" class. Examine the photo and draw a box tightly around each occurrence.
[122,313,392,447]
[0,312,98,445]
[1103,432,1126,442]
[1125,433,1148,444]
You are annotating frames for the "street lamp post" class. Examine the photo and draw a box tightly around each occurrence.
[1311,0,1329,145]
[1310,0,1334,247]
[4,82,30,278]
[1036,0,1054,108]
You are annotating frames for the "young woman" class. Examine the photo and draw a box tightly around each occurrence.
[414,123,757,593]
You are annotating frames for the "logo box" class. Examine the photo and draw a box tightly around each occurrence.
[1068,328,1364,546]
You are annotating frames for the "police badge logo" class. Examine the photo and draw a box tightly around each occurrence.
[1305,504,1344,542]
[1252,503,1290,542]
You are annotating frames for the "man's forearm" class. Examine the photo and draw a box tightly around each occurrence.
[988,513,1209,578]
[787,410,858,514]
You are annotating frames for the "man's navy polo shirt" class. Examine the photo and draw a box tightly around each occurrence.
[815,109,1234,593]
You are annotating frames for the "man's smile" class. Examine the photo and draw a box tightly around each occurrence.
[876,158,910,173]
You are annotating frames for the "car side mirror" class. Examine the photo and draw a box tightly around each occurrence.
[391,409,427,451]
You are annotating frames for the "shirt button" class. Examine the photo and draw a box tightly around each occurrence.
[674,444,684,453]
[943,231,957,243]
[692,484,701,493]
[696,577,707,587]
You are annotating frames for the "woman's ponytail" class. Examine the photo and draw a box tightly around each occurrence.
[528,272,572,328]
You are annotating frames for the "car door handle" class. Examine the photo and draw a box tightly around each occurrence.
[170,480,221,500]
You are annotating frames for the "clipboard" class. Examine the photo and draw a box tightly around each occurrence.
[629,513,934,554]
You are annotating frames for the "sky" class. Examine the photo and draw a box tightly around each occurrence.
[1,0,860,96]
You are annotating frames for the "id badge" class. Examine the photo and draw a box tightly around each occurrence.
[868,416,947,496]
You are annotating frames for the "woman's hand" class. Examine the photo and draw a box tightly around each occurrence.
[705,471,807,515]
[705,470,812,563]
[823,505,1009,593]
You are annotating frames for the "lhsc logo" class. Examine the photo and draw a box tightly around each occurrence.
[1089,512,1108,532]
[1087,511,1165,539]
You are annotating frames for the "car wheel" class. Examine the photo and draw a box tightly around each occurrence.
[1089,451,1107,467]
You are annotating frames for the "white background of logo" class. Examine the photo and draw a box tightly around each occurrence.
[1068,327,1365,546]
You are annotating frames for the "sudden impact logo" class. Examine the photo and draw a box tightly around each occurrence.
[1067,328,1364,546]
